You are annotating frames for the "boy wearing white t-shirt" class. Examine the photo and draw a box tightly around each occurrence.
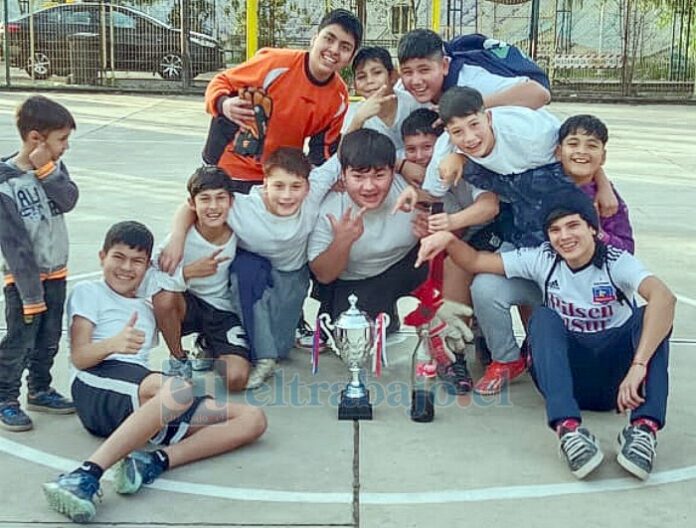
[342,47,425,184]
[402,87,614,396]
[43,221,266,523]
[308,128,428,333]
[417,192,673,482]
[160,149,340,389]
[152,167,250,391]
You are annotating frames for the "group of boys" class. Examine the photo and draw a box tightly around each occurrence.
[0,8,676,524]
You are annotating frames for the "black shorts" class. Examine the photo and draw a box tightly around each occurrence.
[71,360,209,446]
[182,292,250,361]
[312,244,428,334]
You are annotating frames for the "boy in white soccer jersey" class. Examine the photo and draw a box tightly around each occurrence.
[417,192,673,481]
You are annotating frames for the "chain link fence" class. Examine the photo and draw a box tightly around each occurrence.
[1,0,694,98]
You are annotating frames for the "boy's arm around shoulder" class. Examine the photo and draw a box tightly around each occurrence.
[483,80,550,109]
[0,188,46,316]
[36,161,79,213]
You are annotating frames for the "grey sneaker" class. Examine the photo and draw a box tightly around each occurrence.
[246,359,278,390]
[0,401,33,431]
[27,388,75,414]
[559,427,604,479]
[163,356,193,379]
[113,450,165,495]
[617,424,657,480]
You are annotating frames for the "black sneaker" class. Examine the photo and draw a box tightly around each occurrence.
[27,388,75,414]
[191,334,214,371]
[436,357,473,395]
[617,424,657,480]
[558,427,604,479]
[0,400,33,431]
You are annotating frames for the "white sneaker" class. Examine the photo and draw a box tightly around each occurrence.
[295,323,326,352]
[246,359,278,390]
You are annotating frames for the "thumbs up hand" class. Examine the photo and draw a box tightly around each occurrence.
[113,311,146,354]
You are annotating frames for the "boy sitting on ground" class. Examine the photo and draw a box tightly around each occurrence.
[152,167,250,391]
[43,221,266,523]
[417,192,673,481]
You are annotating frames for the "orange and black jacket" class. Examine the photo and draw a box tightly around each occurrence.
[204,48,348,180]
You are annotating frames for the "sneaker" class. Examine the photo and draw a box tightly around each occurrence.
[112,450,165,495]
[27,388,75,414]
[617,424,657,480]
[436,358,473,395]
[246,359,278,390]
[0,401,33,431]
[473,358,527,395]
[43,472,101,523]
[190,335,213,371]
[559,427,604,479]
[295,320,325,351]
[163,355,193,379]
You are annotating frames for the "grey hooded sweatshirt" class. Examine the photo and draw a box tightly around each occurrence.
[0,157,79,315]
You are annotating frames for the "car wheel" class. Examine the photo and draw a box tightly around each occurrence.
[26,51,52,80]
[158,52,183,81]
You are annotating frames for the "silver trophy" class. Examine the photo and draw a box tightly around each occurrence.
[319,294,387,420]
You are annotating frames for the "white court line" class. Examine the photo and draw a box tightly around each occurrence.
[0,436,694,505]
[676,294,696,309]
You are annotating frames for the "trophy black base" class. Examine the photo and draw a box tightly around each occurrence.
[338,390,373,420]
[410,389,435,422]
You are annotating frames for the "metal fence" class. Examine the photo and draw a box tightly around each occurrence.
[1,0,694,98]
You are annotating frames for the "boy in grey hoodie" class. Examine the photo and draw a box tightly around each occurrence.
[0,95,79,431]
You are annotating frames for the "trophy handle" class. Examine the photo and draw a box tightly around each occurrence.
[318,313,339,355]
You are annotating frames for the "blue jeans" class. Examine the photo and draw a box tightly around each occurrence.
[0,279,66,402]
[529,306,669,430]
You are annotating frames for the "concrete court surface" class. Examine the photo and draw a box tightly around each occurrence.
[0,92,695,528]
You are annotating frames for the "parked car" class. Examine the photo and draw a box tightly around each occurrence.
[0,2,225,80]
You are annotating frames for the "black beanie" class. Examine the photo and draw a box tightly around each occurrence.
[542,189,599,235]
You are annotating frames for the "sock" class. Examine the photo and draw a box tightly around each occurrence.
[632,417,659,436]
[152,449,170,472]
[556,418,580,436]
[73,461,104,481]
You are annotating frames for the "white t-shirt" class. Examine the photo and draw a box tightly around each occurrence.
[307,175,417,280]
[227,156,340,271]
[502,243,652,333]
[341,88,425,154]
[150,227,237,312]
[67,280,157,367]
[423,106,559,197]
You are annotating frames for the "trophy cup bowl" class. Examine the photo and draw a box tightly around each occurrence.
[319,294,375,420]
